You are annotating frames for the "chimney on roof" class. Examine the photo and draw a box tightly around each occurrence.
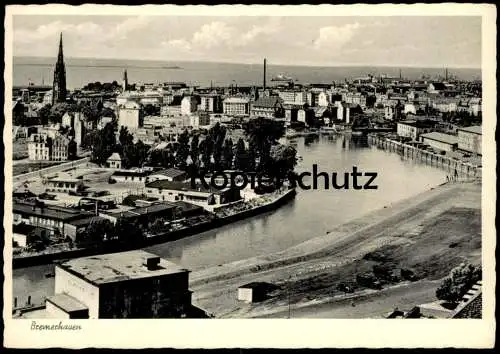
[263,58,267,90]
[143,256,161,270]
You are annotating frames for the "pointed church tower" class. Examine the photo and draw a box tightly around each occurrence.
[52,33,67,105]
[123,69,128,92]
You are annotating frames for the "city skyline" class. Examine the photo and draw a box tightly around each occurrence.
[13,15,482,69]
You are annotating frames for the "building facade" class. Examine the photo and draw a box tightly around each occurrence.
[118,101,143,129]
[457,126,482,155]
[47,251,197,318]
[223,97,250,116]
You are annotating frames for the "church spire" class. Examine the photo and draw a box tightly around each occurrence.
[58,32,64,59]
[52,33,67,105]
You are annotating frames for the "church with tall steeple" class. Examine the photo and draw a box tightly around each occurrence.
[52,33,67,105]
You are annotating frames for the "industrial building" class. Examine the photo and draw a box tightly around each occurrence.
[37,251,208,318]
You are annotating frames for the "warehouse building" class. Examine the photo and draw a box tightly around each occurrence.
[37,250,208,318]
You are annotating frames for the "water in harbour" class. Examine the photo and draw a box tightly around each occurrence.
[12,135,446,306]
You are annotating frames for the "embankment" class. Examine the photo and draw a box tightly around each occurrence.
[189,182,468,286]
[12,189,296,268]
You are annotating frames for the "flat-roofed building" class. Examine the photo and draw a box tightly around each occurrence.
[457,125,482,155]
[13,201,93,235]
[420,132,458,152]
[144,180,241,207]
[223,96,250,116]
[146,168,187,183]
[396,120,438,140]
[43,250,204,318]
[45,177,84,194]
[110,169,151,183]
[118,101,143,129]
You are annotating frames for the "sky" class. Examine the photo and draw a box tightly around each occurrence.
[12,15,482,68]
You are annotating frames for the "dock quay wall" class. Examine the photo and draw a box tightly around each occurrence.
[367,134,481,179]
[12,189,297,269]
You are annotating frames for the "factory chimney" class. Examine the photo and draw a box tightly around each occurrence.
[263,58,267,90]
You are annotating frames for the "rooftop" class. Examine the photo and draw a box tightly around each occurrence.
[421,132,458,145]
[146,179,227,194]
[107,152,122,161]
[13,202,92,221]
[46,293,88,313]
[110,202,177,218]
[224,97,249,104]
[151,168,186,179]
[252,96,284,108]
[56,250,188,285]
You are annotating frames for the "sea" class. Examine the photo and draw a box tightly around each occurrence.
[13,56,482,90]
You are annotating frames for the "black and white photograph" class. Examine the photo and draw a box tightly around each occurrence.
[3,3,496,349]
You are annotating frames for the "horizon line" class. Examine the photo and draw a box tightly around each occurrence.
[13,55,482,71]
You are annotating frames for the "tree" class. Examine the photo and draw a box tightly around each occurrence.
[115,218,143,244]
[76,218,113,247]
[68,139,78,160]
[174,129,190,170]
[90,123,117,165]
[49,103,71,124]
[268,144,298,181]
[233,138,250,171]
[436,262,482,304]
[243,117,285,171]
[210,123,227,171]
[144,104,160,116]
[190,134,200,168]
[38,104,52,125]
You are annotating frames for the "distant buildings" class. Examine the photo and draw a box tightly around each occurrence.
[145,180,241,207]
[181,96,199,116]
[251,96,285,119]
[27,132,73,161]
[396,120,438,140]
[278,90,307,106]
[200,93,223,113]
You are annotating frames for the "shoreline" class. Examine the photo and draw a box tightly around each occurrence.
[12,188,297,269]
[189,180,481,318]
[189,181,458,286]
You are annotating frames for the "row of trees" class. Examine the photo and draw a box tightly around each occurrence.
[83,117,297,185]
[146,119,297,181]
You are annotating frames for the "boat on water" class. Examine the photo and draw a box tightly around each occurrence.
[285,128,319,139]
[320,126,338,134]
[271,74,294,81]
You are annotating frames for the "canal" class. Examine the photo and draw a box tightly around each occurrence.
[12,134,446,307]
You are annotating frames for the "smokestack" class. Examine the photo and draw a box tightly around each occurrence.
[263,58,267,90]
[445,68,448,81]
